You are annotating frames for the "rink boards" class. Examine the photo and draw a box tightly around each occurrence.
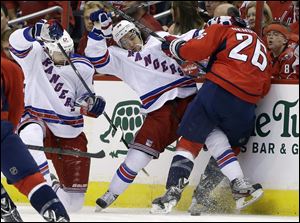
[2,78,299,216]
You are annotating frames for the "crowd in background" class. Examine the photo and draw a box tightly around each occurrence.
[1,1,299,80]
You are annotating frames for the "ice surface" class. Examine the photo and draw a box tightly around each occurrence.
[13,205,299,222]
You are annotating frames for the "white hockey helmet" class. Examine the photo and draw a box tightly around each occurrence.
[112,20,140,47]
[44,30,74,62]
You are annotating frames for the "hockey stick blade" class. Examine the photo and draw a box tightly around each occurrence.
[27,145,105,158]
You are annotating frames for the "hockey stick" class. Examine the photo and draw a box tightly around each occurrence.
[56,43,150,176]
[102,1,207,74]
[122,1,163,15]
[27,145,105,158]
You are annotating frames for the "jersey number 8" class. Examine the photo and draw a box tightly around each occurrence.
[229,33,268,72]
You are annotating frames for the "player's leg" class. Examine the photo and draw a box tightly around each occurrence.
[151,88,215,214]
[151,138,203,214]
[1,120,69,222]
[18,120,52,185]
[1,183,23,222]
[205,128,263,211]
[47,133,90,212]
[96,96,194,211]
[188,155,225,215]
[189,146,241,215]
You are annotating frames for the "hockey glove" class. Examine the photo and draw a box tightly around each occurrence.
[90,9,113,38]
[74,94,106,118]
[32,19,64,42]
[162,35,186,61]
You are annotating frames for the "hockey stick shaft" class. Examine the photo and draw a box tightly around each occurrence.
[27,145,105,158]
[122,1,163,18]
[57,43,150,176]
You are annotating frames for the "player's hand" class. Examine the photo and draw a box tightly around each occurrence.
[32,19,64,42]
[75,93,106,118]
[161,35,177,57]
[90,9,113,38]
[162,35,186,61]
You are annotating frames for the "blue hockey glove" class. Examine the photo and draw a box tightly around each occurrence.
[90,9,113,38]
[75,94,106,118]
[32,19,64,42]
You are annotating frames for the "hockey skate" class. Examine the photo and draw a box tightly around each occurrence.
[95,191,118,212]
[1,198,23,222]
[230,178,264,210]
[150,178,189,214]
[1,191,23,222]
[42,209,69,222]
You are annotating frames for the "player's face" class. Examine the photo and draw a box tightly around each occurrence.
[119,30,142,52]
[266,31,287,51]
[51,51,68,65]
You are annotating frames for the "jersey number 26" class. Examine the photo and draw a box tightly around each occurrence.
[229,33,268,72]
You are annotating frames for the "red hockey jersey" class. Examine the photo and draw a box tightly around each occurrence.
[178,24,272,104]
[1,57,25,129]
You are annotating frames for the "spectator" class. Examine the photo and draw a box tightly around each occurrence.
[267,1,294,23]
[245,1,273,31]
[3,1,75,29]
[167,1,205,35]
[290,1,299,35]
[76,1,103,55]
[265,22,299,79]
[213,3,238,17]
[121,1,163,32]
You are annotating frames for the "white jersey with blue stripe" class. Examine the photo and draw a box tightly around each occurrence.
[9,27,95,138]
[85,29,200,114]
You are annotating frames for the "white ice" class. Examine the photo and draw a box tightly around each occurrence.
[13,205,299,222]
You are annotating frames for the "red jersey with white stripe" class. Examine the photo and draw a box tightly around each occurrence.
[9,28,95,138]
[178,24,272,104]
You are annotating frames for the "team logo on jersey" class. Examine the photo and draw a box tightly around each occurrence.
[9,167,18,175]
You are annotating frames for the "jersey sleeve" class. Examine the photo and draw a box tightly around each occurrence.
[178,24,227,61]
[84,30,122,75]
[9,27,43,70]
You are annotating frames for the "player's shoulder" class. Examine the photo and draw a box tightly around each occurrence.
[70,54,94,71]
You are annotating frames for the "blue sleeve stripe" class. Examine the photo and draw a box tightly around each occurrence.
[23,27,35,42]
[88,31,104,41]
[9,44,32,58]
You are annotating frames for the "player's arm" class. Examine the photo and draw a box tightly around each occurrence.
[9,20,63,66]
[167,24,226,62]
[84,9,121,75]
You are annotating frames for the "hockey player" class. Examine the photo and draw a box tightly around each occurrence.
[151,16,271,214]
[1,56,69,222]
[85,9,200,211]
[8,19,106,213]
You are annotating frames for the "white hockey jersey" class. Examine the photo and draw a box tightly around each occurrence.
[85,29,202,114]
[9,27,95,138]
